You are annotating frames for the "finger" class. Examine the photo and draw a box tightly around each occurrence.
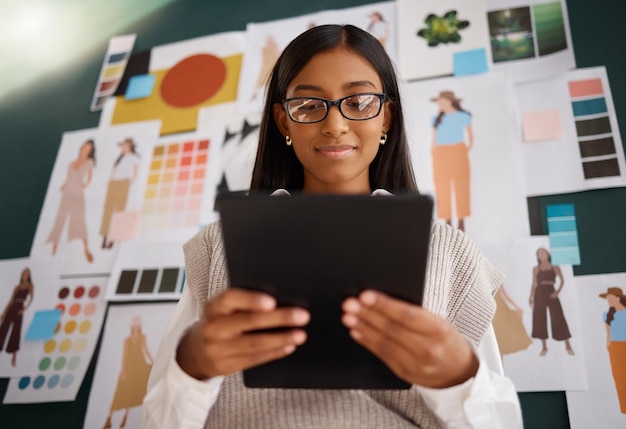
[205,288,276,318]
[223,329,307,358]
[344,290,440,335]
[210,344,299,376]
[202,307,310,340]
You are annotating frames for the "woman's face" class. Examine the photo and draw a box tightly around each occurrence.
[121,140,132,155]
[21,269,30,283]
[537,248,550,263]
[436,97,453,112]
[606,293,620,307]
[274,46,392,194]
[80,142,93,159]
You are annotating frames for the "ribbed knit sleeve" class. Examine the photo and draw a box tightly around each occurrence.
[425,223,504,346]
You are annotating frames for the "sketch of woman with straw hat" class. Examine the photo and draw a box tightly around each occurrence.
[430,90,473,231]
[600,286,626,413]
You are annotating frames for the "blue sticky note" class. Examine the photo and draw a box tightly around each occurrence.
[453,48,489,77]
[24,309,62,340]
[125,74,156,100]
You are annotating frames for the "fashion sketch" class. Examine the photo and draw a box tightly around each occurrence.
[103,316,154,429]
[47,139,96,263]
[100,138,139,249]
[529,247,574,356]
[600,287,626,413]
[0,268,34,367]
[430,90,473,231]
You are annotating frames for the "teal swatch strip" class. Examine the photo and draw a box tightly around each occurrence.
[546,203,581,265]
[572,97,607,117]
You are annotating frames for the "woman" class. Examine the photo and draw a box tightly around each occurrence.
[100,138,139,249]
[600,287,626,413]
[0,268,34,367]
[529,247,574,356]
[143,25,521,428]
[47,139,96,263]
[104,316,154,429]
[430,91,473,231]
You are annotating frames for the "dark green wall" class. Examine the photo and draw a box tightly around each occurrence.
[0,0,624,427]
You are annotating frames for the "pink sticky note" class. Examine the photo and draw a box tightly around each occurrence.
[522,110,563,143]
[108,211,140,241]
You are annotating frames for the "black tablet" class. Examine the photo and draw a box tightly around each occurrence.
[217,191,433,389]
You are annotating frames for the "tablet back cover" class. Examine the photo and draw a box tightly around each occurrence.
[218,192,433,389]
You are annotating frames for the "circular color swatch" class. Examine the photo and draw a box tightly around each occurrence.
[64,320,77,334]
[59,338,72,353]
[54,356,67,371]
[18,377,30,390]
[33,375,45,389]
[47,374,60,389]
[39,357,52,371]
[84,302,96,317]
[79,320,92,334]
[88,285,100,298]
[55,303,65,314]
[74,285,85,299]
[74,338,87,353]
[58,287,70,299]
[44,340,56,354]
[160,54,226,108]
[61,374,74,388]
[68,356,80,370]
[69,303,81,316]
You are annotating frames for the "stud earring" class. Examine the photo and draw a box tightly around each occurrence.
[285,135,292,146]
[380,132,387,145]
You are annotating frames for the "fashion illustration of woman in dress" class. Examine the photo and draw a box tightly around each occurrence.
[493,283,532,356]
[366,12,390,48]
[100,138,139,249]
[600,287,626,413]
[103,316,154,429]
[430,90,473,231]
[47,139,96,263]
[529,247,574,356]
[0,268,34,367]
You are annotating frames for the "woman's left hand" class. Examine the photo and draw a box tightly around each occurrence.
[342,290,479,389]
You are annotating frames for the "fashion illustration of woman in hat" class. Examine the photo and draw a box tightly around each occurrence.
[430,90,473,231]
[600,287,626,413]
[100,138,139,249]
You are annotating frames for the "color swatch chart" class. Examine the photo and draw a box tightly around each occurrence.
[546,203,581,266]
[90,34,136,111]
[141,139,210,231]
[4,277,107,404]
[568,77,621,179]
[114,266,183,297]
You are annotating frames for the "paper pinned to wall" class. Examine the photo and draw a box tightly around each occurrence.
[90,34,136,111]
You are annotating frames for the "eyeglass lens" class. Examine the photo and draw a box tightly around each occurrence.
[286,94,382,123]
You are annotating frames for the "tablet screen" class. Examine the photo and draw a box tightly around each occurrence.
[218,192,433,389]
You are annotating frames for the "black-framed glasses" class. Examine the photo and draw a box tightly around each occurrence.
[282,93,387,124]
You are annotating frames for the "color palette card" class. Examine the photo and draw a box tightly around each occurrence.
[90,34,136,111]
[133,130,222,243]
[516,66,626,197]
[105,241,185,302]
[83,302,177,429]
[486,0,575,82]
[3,275,108,403]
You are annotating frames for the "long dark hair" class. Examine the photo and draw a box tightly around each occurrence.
[249,24,417,194]
[606,296,626,325]
[82,139,97,166]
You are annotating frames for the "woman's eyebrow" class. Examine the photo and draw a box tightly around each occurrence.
[291,80,378,94]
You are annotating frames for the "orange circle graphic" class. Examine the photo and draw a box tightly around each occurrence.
[160,54,226,108]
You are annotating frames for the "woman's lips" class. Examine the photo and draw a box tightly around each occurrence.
[315,145,356,159]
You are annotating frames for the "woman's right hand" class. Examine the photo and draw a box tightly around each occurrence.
[176,288,309,380]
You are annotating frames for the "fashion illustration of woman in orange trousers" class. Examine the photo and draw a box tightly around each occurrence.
[430,90,473,231]
[600,287,626,413]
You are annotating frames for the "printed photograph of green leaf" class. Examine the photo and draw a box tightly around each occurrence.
[416,10,470,47]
